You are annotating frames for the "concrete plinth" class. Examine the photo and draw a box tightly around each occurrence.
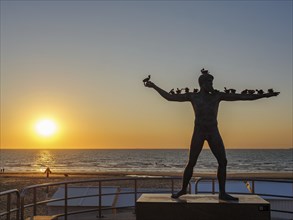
[136,194,270,220]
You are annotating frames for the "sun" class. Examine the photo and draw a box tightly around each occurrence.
[35,119,58,137]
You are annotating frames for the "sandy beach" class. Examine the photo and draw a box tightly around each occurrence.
[1,171,292,192]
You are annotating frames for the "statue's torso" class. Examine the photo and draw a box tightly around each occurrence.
[190,92,221,130]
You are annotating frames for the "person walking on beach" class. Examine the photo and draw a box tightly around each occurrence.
[44,167,52,178]
[144,68,279,200]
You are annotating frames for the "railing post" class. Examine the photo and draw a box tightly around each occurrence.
[98,181,102,218]
[133,179,138,215]
[16,192,20,220]
[7,193,11,220]
[194,177,201,194]
[20,195,25,220]
[194,177,204,194]
[33,188,37,216]
[134,179,138,202]
[45,186,49,200]
[64,183,68,220]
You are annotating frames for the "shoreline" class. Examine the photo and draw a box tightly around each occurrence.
[1,171,292,178]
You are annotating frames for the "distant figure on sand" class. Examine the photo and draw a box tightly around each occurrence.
[144,68,279,201]
[44,167,52,178]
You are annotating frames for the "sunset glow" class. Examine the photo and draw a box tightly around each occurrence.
[35,119,57,137]
[1,1,292,149]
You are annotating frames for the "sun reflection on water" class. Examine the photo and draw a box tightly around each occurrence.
[35,150,55,172]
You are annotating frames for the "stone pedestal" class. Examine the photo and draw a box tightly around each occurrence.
[136,194,270,220]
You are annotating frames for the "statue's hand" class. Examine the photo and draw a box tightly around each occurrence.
[144,81,155,88]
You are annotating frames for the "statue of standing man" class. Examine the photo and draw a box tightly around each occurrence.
[144,69,279,201]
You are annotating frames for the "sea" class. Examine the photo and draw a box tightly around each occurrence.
[0,149,292,174]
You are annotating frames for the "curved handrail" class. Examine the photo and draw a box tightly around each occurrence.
[0,189,20,220]
[194,177,293,198]
[1,176,293,220]
[20,176,180,192]
[19,176,181,220]
[194,177,293,215]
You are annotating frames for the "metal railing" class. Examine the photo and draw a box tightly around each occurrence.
[194,177,293,215]
[1,176,292,220]
[19,176,182,220]
[0,189,20,220]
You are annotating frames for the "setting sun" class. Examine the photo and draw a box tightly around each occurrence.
[35,119,57,137]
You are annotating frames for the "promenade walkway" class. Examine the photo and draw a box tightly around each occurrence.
[56,209,136,220]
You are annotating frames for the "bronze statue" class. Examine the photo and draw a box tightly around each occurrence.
[144,68,279,201]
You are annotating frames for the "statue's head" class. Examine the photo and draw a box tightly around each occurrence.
[198,68,214,93]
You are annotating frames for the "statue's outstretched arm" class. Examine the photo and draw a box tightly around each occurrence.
[145,81,190,102]
[220,92,280,101]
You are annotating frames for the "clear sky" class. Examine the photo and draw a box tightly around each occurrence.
[1,1,292,149]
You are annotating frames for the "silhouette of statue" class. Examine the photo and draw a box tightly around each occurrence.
[144,68,279,201]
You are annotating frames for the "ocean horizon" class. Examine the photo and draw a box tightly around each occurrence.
[1,149,292,174]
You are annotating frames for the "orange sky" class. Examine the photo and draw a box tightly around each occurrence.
[1,1,292,149]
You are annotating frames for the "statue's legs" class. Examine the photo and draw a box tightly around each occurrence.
[206,130,227,194]
[207,129,238,201]
[182,132,205,190]
[171,130,204,198]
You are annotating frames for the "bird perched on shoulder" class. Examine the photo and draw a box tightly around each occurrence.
[143,75,151,85]
[224,87,230,93]
[224,87,236,94]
